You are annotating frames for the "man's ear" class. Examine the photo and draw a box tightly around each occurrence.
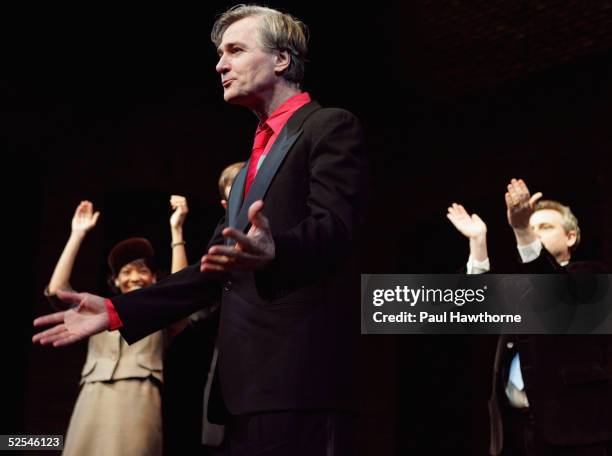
[152,274,157,284]
[566,230,577,248]
[221,199,228,210]
[114,279,120,288]
[274,50,291,75]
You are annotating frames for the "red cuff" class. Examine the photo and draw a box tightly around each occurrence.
[105,299,123,330]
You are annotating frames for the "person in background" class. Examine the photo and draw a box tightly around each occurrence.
[448,178,612,455]
[163,163,244,456]
[45,196,189,456]
[218,162,245,210]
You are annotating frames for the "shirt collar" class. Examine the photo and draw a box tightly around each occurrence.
[261,92,311,134]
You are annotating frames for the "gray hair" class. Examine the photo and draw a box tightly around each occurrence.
[211,4,308,84]
[535,199,581,250]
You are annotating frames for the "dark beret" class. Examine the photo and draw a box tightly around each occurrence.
[107,237,155,276]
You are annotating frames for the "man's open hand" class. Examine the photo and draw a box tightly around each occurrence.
[32,290,109,347]
[200,200,275,272]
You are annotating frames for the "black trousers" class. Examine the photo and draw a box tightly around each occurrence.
[503,407,612,456]
[221,411,357,456]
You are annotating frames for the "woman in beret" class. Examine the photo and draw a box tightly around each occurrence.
[45,196,189,456]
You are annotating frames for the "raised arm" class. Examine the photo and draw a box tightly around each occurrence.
[47,201,100,294]
[167,195,191,339]
[505,178,542,246]
[169,195,189,274]
[447,202,488,263]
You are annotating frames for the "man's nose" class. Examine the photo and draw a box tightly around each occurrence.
[216,55,229,74]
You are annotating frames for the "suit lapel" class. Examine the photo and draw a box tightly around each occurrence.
[227,166,247,229]
[231,101,322,233]
[233,128,302,232]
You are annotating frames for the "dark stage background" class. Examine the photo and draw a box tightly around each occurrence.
[4,1,612,454]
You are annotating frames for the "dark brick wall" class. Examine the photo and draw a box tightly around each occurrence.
[421,0,612,94]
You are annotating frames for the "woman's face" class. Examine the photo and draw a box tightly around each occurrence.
[114,260,156,294]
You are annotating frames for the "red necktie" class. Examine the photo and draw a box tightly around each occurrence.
[244,123,273,197]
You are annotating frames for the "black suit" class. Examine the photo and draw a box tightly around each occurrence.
[111,101,368,452]
[489,249,612,455]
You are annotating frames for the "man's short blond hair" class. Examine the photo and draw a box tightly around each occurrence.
[211,4,308,84]
[218,162,245,199]
[535,199,581,250]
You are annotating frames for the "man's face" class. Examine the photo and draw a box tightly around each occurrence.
[529,209,576,262]
[215,16,279,107]
[115,260,156,294]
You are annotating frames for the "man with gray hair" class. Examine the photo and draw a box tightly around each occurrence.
[34,5,368,455]
[490,178,611,456]
[448,178,612,455]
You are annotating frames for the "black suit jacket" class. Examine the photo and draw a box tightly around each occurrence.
[489,249,612,454]
[111,101,369,419]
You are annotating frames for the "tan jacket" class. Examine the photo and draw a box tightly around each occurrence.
[45,289,164,384]
[80,330,164,384]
